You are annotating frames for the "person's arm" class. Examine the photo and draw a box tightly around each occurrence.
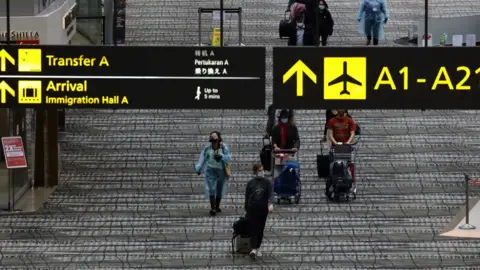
[292,125,300,150]
[244,180,252,211]
[271,125,280,149]
[327,10,334,35]
[195,147,207,173]
[327,119,337,145]
[265,178,274,205]
[381,0,389,21]
[220,143,231,163]
[356,0,365,21]
[346,119,356,144]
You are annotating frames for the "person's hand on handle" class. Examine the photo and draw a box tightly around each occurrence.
[274,147,280,152]
[268,204,274,213]
[292,148,297,153]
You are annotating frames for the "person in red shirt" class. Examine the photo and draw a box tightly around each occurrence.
[327,109,355,145]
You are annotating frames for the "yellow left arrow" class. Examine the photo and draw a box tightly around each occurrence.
[282,60,317,96]
[0,81,15,104]
[0,49,15,72]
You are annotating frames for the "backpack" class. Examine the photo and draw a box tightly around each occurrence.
[233,217,249,236]
[274,161,300,194]
[330,161,350,180]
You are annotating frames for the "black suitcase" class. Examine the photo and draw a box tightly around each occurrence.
[317,144,330,178]
[279,12,290,39]
[317,154,330,178]
[260,136,272,171]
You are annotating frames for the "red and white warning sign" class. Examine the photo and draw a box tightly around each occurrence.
[1,136,27,169]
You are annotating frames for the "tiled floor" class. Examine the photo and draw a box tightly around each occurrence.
[15,187,56,212]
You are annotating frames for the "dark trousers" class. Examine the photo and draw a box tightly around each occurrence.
[320,33,329,46]
[246,209,268,249]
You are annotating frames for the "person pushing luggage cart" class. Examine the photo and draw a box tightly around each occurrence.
[323,109,359,201]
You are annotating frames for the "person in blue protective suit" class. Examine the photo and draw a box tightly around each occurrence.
[195,131,231,216]
[356,0,389,45]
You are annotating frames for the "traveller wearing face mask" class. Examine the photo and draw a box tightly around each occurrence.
[271,109,300,152]
[315,0,334,46]
[195,131,231,216]
[327,109,356,146]
[245,164,274,260]
[356,0,389,46]
[287,11,315,46]
[265,105,295,137]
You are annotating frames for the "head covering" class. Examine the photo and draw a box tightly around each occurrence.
[278,109,290,119]
[290,2,306,20]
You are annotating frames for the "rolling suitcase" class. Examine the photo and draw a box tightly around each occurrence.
[260,136,272,171]
[279,12,290,39]
[232,217,250,254]
[317,146,329,178]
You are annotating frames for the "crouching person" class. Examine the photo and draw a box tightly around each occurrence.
[195,131,231,216]
[245,164,274,260]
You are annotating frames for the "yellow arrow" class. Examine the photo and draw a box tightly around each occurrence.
[282,60,317,96]
[0,49,15,72]
[0,81,15,103]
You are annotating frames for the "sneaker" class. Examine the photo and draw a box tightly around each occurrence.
[215,208,221,213]
[209,209,216,216]
[249,249,257,260]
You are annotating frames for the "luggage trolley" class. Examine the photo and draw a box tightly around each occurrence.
[328,142,358,201]
[271,149,301,204]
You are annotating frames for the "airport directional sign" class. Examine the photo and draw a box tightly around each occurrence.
[273,47,480,109]
[0,46,265,109]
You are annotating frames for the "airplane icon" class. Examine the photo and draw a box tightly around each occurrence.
[327,61,362,95]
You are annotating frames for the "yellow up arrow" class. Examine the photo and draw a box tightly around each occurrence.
[0,81,15,103]
[282,60,317,96]
[0,49,15,72]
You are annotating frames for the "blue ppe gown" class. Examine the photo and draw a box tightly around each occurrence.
[195,143,231,199]
[356,0,389,40]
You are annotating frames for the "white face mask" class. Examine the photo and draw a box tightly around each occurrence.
[319,5,325,10]
[280,118,288,123]
[257,171,264,177]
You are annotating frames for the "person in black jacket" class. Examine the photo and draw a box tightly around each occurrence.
[272,109,300,152]
[315,0,334,46]
[266,105,294,137]
[245,164,274,260]
[287,11,315,46]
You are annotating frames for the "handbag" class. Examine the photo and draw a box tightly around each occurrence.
[224,162,231,177]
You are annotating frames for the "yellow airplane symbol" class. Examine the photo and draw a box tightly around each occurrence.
[0,49,15,72]
[282,60,317,96]
[0,81,15,103]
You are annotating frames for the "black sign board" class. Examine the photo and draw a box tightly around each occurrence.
[273,47,480,109]
[0,46,265,109]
